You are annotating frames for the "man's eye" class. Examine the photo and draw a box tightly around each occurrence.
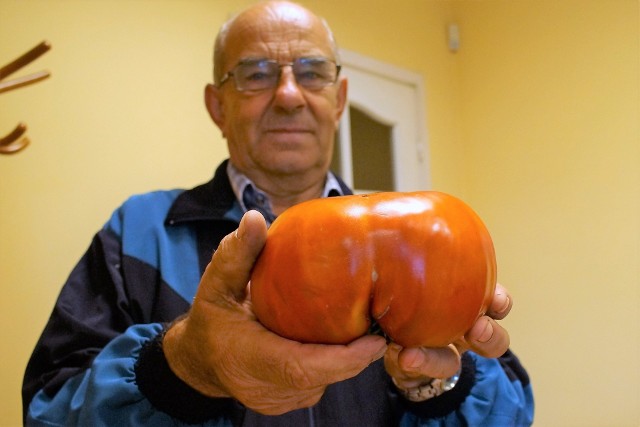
[297,67,331,83]
[297,70,322,80]
[245,71,272,81]
[239,62,277,82]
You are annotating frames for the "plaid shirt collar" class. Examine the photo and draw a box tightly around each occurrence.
[226,161,344,225]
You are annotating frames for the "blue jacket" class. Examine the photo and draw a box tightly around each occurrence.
[23,160,534,426]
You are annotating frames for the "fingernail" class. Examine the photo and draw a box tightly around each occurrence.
[236,213,248,240]
[495,293,510,314]
[368,340,388,362]
[477,321,494,343]
[407,358,422,370]
[389,343,403,353]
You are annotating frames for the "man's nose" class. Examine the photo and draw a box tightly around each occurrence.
[273,66,305,112]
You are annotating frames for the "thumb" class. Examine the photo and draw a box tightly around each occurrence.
[200,210,268,301]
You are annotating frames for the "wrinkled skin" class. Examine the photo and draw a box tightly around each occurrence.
[163,211,512,415]
[164,212,388,414]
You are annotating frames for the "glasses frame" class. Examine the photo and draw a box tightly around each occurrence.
[218,57,342,92]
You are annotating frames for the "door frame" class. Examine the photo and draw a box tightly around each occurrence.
[337,48,432,190]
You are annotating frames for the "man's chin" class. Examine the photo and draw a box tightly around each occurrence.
[265,157,326,177]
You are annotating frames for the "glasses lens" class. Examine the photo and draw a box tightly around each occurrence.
[293,58,338,89]
[235,60,279,91]
[232,58,338,91]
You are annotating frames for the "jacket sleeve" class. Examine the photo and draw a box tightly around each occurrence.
[397,350,535,426]
[22,199,239,426]
[23,192,534,426]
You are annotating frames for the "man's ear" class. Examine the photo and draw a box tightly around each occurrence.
[205,84,226,135]
[334,77,348,125]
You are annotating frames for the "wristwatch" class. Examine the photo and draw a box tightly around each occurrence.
[393,369,461,402]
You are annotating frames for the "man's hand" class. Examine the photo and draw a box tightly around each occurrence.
[163,210,387,415]
[384,283,513,390]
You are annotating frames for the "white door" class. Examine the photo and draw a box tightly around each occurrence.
[331,49,431,193]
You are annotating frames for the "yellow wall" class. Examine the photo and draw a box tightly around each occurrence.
[1,1,638,426]
[451,2,639,426]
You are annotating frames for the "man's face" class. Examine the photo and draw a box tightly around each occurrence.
[207,3,347,185]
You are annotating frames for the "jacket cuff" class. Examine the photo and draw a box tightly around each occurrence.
[134,328,242,425]
[393,352,476,419]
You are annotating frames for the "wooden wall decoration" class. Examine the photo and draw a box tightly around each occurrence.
[0,41,51,155]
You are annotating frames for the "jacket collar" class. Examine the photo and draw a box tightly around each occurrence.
[165,159,353,226]
[165,159,237,225]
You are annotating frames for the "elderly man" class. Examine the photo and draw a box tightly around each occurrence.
[23,1,534,426]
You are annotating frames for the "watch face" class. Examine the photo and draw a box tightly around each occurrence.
[442,371,461,392]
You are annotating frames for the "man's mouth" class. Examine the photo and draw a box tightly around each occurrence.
[266,128,312,133]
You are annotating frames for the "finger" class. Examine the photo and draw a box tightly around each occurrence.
[274,334,388,390]
[384,343,460,383]
[399,345,461,379]
[200,210,268,301]
[302,334,387,384]
[487,283,513,320]
[465,316,510,358]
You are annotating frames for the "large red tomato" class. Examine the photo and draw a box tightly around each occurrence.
[250,191,496,348]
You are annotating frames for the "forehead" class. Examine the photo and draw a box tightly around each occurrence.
[224,4,335,66]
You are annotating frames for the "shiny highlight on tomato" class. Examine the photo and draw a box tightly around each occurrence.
[250,191,496,347]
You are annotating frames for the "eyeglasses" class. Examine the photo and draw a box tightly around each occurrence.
[218,57,341,92]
